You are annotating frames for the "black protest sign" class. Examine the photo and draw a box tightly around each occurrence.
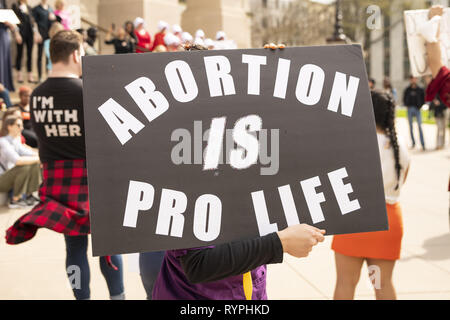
[82,45,387,257]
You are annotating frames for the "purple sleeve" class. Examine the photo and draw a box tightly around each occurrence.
[171,245,215,259]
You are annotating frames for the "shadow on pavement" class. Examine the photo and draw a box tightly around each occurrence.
[402,232,450,262]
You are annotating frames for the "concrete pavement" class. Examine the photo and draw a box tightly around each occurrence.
[0,118,449,300]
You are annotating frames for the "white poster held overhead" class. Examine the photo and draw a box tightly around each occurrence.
[404,8,450,77]
[0,9,20,25]
[67,5,81,30]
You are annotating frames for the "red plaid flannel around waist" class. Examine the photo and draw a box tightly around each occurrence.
[5,159,90,245]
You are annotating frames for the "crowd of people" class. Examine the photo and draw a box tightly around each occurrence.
[0,0,237,104]
[0,1,449,301]
[101,18,237,55]
[368,73,449,152]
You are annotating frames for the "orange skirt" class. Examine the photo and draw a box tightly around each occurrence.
[331,203,403,260]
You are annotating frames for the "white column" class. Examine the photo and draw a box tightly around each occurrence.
[370,15,384,87]
[181,0,251,49]
[390,0,404,94]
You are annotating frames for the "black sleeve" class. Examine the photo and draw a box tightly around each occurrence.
[180,232,284,284]
[403,88,409,106]
[27,5,35,26]
[31,6,38,21]
[429,100,436,110]
[420,88,425,105]
[11,4,21,21]
[104,38,115,45]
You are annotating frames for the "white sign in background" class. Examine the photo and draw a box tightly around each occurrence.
[0,9,20,24]
[404,8,450,77]
[67,4,81,30]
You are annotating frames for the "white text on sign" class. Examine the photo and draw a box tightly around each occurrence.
[122,166,360,241]
[97,54,360,145]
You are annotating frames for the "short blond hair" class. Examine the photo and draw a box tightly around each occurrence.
[55,0,65,11]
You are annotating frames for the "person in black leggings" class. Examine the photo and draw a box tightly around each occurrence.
[32,0,56,83]
[12,0,42,84]
[64,235,124,300]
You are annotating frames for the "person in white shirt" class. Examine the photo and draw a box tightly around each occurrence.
[181,31,193,46]
[0,115,41,208]
[203,38,215,50]
[172,24,182,40]
[332,89,411,300]
[194,29,205,46]
[214,30,237,50]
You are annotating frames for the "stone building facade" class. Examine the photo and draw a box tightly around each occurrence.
[42,0,250,49]
[249,0,333,47]
[6,0,450,96]
[8,0,251,50]
[369,0,449,100]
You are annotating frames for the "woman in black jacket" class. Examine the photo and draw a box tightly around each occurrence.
[105,26,134,54]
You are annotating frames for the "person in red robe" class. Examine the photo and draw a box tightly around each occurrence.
[150,20,168,52]
[133,17,151,53]
[424,5,450,108]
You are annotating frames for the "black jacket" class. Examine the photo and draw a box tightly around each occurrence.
[403,85,425,109]
[32,4,53,40]
[12,2,35,38]
[431,97,447,118]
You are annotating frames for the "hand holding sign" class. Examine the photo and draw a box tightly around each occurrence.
[277,224,326,258]
[264,43,286,50]
[425,5,447,78]
[428,5,444,20]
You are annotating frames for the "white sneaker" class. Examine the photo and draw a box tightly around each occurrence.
[8,198,29,209]
[25,194,39,206]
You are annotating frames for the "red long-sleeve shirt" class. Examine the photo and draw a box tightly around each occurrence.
[151,32,166,51]
[134,30,152,53]
[426,66,450,108]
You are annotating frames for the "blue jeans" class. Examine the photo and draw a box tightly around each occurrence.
[407,107,425,148]
[0,87,12,108]
[64,235,124,300]
[139,251,165,300]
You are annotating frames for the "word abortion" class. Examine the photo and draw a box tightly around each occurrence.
[122,166,360,241]
[98,54,361,145]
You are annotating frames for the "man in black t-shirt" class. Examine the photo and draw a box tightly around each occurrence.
[403,76,426,150]
[30,65,85,161]
[6,30,125,300]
